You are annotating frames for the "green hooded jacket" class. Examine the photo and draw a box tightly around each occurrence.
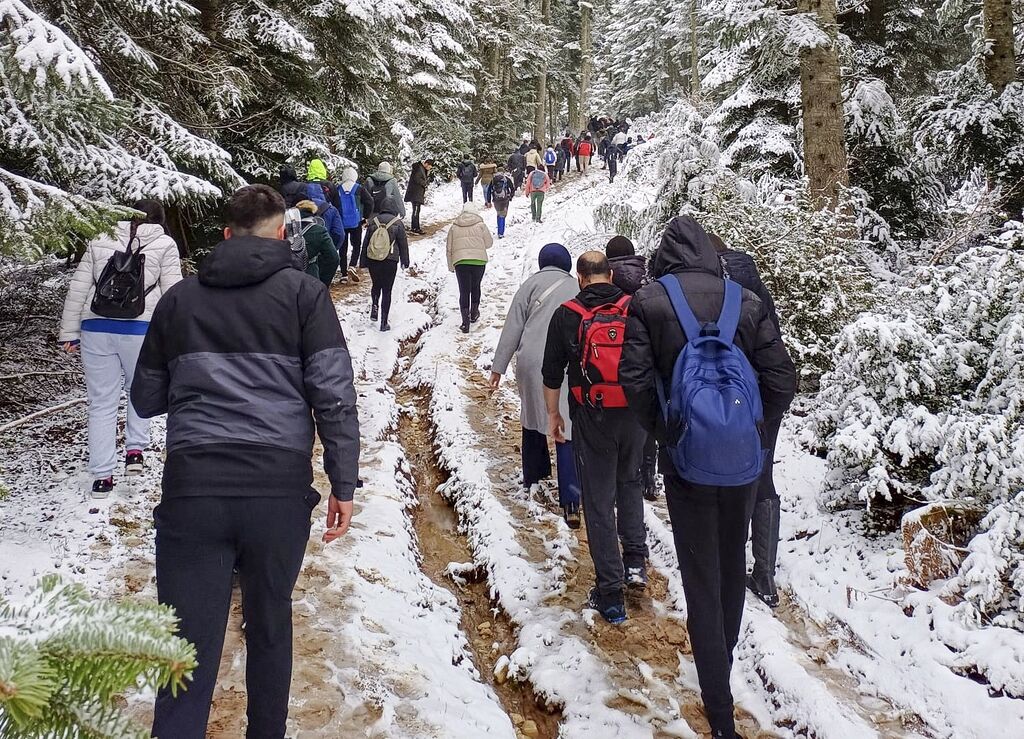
[307,159,329,182]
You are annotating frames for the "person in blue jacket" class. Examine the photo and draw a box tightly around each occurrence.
[304,183,343,284]
[338,167,374,280]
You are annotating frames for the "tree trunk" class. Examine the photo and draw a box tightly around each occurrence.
[982,0,1016,93]
[534,0,552,141]
[689,0,700,95]
[578,1,593,131]
[798,0,849,208]
[568,93,579,136]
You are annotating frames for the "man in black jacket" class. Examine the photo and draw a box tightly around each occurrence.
[542,251,648,625]
[620,217,796,739]
[710,233,785,609]
[278,165,307,207]
[132,185,360,739]
[456,155,478,204]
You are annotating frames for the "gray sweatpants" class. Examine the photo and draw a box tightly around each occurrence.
[572,406,648,598]
[81,331,149,478]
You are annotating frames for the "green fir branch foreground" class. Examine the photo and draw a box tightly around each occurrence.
[0,575,196,738]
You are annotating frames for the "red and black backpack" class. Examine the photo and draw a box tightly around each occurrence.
[564,295,631,408]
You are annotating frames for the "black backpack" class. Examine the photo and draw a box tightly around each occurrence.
[90,223,155,319]
[369,176,389,212]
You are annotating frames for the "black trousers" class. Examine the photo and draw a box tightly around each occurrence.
[641,434,657,489]
[368,259,399,324]
[454,263,485,324]
[758,414,784,501]
[152,494,317,739]
[664,475,756,736]
[573,407,648,602]
[411,203,422,232]
[344,226,362,267]
[461,181,474,203]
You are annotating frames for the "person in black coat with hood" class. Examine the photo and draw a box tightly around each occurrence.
[278,165,307,207]
[404,159,433,234]
[620,216,796,739]
[606,235,658,502]
[709,233,785,610]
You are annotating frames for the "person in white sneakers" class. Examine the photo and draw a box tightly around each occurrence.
[59,200,182,497]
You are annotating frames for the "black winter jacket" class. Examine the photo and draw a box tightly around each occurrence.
[542,282,626,410]
[456,161,478,184]
[719,249,780,332]
[132,235,360,501]
[620,216,797,440]
[279,166,308,208]
[361,211,410,268]
[405,162,429,204]
[610,254,647,295]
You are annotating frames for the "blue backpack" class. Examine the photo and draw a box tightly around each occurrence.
[544,149,556,165]
[655,275,766,486]
[339,183,362,229]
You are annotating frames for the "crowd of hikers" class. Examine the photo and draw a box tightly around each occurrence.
[57,118,789,739]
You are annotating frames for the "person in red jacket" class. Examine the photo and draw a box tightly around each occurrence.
[577,136,594,174]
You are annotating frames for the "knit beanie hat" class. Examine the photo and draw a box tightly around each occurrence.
[378,162,393,175]
[538,243,572,272]
[606,235,635,258]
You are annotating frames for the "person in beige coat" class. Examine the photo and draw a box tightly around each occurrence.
[59,200,182,496]
[525,143,546,172]
[446,202,493,333]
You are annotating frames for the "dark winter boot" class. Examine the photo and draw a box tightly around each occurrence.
[470,304,480,323]
[370,304,378,322]
[748,498,781,608]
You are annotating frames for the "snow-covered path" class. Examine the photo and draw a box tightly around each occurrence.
[4,167,1024,739]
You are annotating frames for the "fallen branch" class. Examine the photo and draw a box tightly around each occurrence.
[0,370,81,382]
[0,397,86,434]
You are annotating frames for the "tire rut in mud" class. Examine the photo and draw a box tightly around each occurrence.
[394,337,561,739]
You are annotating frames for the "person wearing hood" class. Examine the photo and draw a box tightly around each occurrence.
[605,235,658,501]
[709,233,785,609]
[338,167,374,280]
[490,244,582,527]
[525,143,545,173]
[607,135,619,183]
[446,201,492,333]
[306,158,340,210]
[365,162,406,220]
[543,145,558,175]
[524,166,551,223]
[59,200,183,497]
[361,196,410,332]
[404,159,433,234]
[131,185,358,739]
[278,165,307,207]
[477,158,498,208]
[456,155,478,204]
[491,166,515,239]
[301,185,342,285]
[542,251,649,625]
[507,148,527,191]
[620,216,796,739]
[294,200,339,287]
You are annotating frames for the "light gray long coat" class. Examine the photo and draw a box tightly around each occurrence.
[492,266,579,440]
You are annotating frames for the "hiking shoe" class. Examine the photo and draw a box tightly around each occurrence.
[460,322,470,334]
[470,308,480,323]
[587,587,627,624]
[92,477,114,499]
[338,275,348,284]
[498,234,504,239]
[747,574,780,608]
[125,451,144,476]
[380,322,391,332]
[642,483,659,502]
[370,305,378,322]
[626,566,648,590]
[347,266,360,282]
[563,504,581,530]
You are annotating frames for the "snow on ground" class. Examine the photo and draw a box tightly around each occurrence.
[3,169,1023,739]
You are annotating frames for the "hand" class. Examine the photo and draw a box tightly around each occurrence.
[62,341,79,354]
[488,372,501,394]
[323,496,354,543]
[548,411,566,444]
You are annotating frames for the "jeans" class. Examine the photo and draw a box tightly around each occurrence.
[411,203,422,232]
[454,263,485,324]
[664,474,757,736]
[152,494,316,739]
[572,407,648,600]
[530,192,545,222]
[81,330,149,478]
[368,259,399,324]
[521,427,581,508]
[461,181,474,203]
[482,183,493,204]
[345,226,362,267]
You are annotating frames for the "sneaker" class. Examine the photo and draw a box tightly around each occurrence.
[498,234,504,239]
[338,275,348,284]
[747,575,780,608]
[125,451,144,476]
[626,566,648,590]
[347,266,360,282]
[460,322,470,334]
[370,305,379,322]
[642,483,659,502]
[563,504,581,530]
[380,322,391,332]
[470,308,480,323]
[92,477,113,499]
[587,587,627,624]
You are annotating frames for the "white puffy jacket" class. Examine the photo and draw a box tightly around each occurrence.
[446,211,493,271]
[59,222,183,342]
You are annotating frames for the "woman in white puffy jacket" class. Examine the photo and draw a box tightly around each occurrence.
[446,201,493,334]
[59,200,183,497]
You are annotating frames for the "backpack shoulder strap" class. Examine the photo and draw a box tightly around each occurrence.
[562,298,593,321]
[385,216,401,229]
[657,275,701,342]
[372,217,382,228]
[717,279,743,344]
